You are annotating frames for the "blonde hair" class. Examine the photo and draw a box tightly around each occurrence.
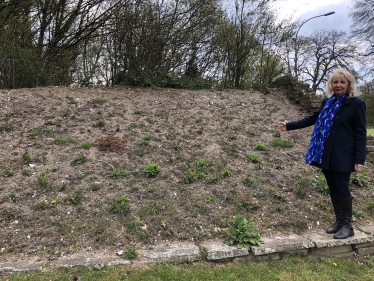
[326,68,356,97]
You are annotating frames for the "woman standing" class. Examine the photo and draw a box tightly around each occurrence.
[277,69,366,239]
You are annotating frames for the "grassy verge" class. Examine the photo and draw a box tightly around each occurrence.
[367,128,374,137]
[2,256,374,281]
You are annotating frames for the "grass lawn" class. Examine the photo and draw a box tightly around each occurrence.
[368,128,374,137]
[2,256,374,281]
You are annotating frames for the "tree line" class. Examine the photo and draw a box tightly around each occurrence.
[0,0,373,93]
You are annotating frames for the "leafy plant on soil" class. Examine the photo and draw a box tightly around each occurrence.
[110,195,131,215]
[225,215,264,250]
[143,163,161,178]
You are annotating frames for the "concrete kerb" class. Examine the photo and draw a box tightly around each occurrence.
[1,228,374,274]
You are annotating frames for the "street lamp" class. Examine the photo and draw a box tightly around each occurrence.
[293,11,335,79]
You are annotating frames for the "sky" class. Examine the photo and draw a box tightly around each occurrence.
[272,0,353,36]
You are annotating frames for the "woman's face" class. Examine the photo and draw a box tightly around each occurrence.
[331,75,349,98]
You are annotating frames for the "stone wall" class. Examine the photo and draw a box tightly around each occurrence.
[272,75,324,112]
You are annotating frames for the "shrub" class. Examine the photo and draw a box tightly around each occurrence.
[225,215,264,250]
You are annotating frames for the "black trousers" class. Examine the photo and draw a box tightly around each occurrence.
[322,169,351,199]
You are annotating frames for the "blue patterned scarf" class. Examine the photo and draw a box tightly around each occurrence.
[305,93,347,164]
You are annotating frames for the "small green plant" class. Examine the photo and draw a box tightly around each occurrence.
[91,184,101,191]
[220,168,232,179]
[110,169,130,178]
[122,248,138,260]
[54,136,72,145]
[248,154,261,163]
[138,136,152,146]
[71,154,88,165]
[272,139,294,148]
[311,176,329,195]
[185,169,206,183]
[272,129,281,137]
[81,142,93,149]
[110,195,131,215]
[255,144,267,151]
[268,188,286,202]
[199,247,208,260]
[127,217,144,232]
[22,153,33,165]
[134,110,143,115]
[65,191,83,205]
[38,170,52,190]
[242,176,254,187]
[143,163,161,178]
[367,200,374,212]
[8,193,20,203]
[93,98,107,105]
[350,169,371,188]
[195,158,211,170]
[352,210,364,221]
[94,120,105,127]
[0,114,12,132]
[225,215,264,250]
[1,170,14,177]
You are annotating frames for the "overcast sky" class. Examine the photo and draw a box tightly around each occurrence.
[272,0,353,36]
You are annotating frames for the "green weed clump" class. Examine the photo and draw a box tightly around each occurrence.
[122,248,138,260]
[110,195,131,215]
[81,142,93,149]
[272,139,294,148]
[93,98,107,105]
[225,215,264,250]
[71,154,88,165]
[311,176,329,195]
[0,114,12,132]
[248,154,261,163]
[54,136,72,145]
[255,143,267,151]
[143,163,161,178]
[110,169,130,178]
[138,136,152,146]
[350,169,372,188]
[65,191,83,205]
[38,170,52,190]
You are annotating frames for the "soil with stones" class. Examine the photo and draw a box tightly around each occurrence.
[0,86,373,263]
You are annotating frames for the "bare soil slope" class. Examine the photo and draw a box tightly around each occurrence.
[0,87,373,262]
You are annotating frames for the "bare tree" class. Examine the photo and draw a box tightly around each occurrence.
[350,0,374,78]
[297,30,358,92]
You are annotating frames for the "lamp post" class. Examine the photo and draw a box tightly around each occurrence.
[293,11,335,79]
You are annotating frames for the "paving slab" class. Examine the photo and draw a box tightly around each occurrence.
[356,224,374,235]
[55,254,129,268]
[142,242,200,262]
[251,235,315,256]
[0,260,47,273]
[200,240,249,261]
[306,230,374,248]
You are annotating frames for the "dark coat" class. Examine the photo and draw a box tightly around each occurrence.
[286,96,366,172]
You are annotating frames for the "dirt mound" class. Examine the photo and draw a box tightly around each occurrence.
[0,86,373,262]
